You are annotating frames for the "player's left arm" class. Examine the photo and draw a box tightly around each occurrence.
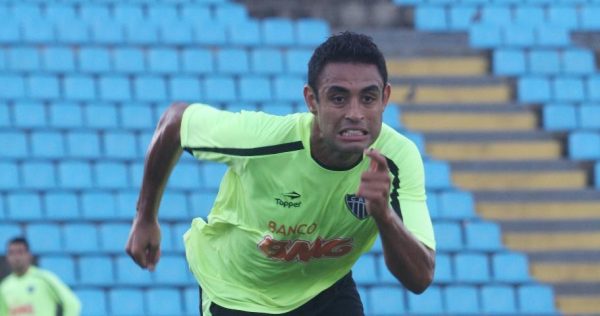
[357,148,435,294]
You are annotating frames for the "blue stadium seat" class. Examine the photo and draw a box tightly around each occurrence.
[0,224,23,252]
[168,162,203,190]
[262,18,295,46]
[82,191,116,219]
[273,76,305,102]
[239,76,272,102]
[159,192,189,220]
[14,101,46,128]
[562,49,596,74]
[120,105,154,130]
[99,223,130,253]
[95,162,128,189]
[161,224,175,252]
[454,253,490,283]
[353,254,378,285]
[504,25,535,47]
[481,6,511,25]
[50,102,83,128]
[358,286,370,315]
[217,48,249,74]
[153,255,193,285]
[433,253,453,283]
[12,4,41,23]
[376,255,398,284]
[580,6,600,30]
[39,256,76,286]
[22,20,54,43]
[369,286,405,314]
[588,76,600,101]
[147,5,178,25]
[115,190,138,220]
[9,47,40,71]
[0,103,8,127]
[22,161,55,189]
[568,132,600,160]
[261,103,296,115]
[383,104,402,129]
[296,19,329,45]
[407,286,443,314]
[594,162,600,189]
[518,76,551,102]
[80,5,111,25]
[63,75,96,101]
[433,222,463,251]
[103,131,138,159]
[45,4,76,22]
[79,48,111,73]
[553,77,585,102]
[109,289,145,316]
[180,5,212,23]
[148,48,180,74]
[169,76,202,101]
[66,131,101,158]
[285,49,312,75]
[159,22,194,45]
[63,223,98,253]
[528,50,560,74]
[514,6,545,26]
[424,160,452,190]
[448,6,477,31]
[27,75,60,99]
[31,131,65,158]
[215,3,248,25]
[79,256,114,285]
[112,48,145,73]
[146,288,183,316]
[134,76,167,102]
[0,162,19,189]
[579,104,600,129]
[444,285,480,314]
[415,6,448,31]
[99,76,132,101]
[138,131,154,156]
[0,20,19,44]
[129,162,144,190]
[172,222,190,252]
[228,21,261,46]
[113,4,143,26]
[492,252,530,282]
[469,24,502,48]
[91,22,124,44]
[188,191,216,219]
[543,104,577,131]
[56,19,89,44]
[44,192,80,220]
[493,49,526,75]
[464,221,502,251]
[115,255,153,285]
[547,6,579,29]
[125,22,159,45]
[76,289,107,316]
[481,285,517,314]
[202,162,228,189]
[204,76,237,102]
[43,47,75,72]
[184,287,200,316]
[7,192,43,220]
[536,25,570,47]
[0,75,25,99]
[0,131,27,158]
[181,49,214,74]
[58,161,93,188]
[26,224,61,253]
[194,22,227,45]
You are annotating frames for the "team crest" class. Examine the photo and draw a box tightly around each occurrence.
[345,194,369,220]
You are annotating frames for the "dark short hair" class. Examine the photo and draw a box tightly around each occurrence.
[8,237,29,251]
[307,31,388,100]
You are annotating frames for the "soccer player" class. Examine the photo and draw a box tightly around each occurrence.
[126,32,436,315]
[0,237,81,316]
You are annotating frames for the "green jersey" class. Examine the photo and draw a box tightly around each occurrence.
[180,104,435,314]
[0,266,81,316]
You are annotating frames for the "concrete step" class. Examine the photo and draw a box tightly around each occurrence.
[504,232,600,252]
[387,56,488,77]
[427,140,561,161]
[532,263,600,283]
[391,83,511,104]
[402,111,537,132]
[479,201,600,221]
[557,295,600,315]
[453,169,588,191]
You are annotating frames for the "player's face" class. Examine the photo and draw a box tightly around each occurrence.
[7,243,32,276]
[305,62,390,166]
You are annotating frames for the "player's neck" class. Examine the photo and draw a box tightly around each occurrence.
[13,266,31,277]
[310,134,362,170]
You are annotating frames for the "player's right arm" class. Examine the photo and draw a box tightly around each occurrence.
[126,103,189,270]
[0,283,8,316]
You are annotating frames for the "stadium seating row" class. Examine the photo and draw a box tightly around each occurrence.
[0,47,314,75]
[0,17,329,46]
[596,162,600,189]
[493,48,596,75]
[518,76,600,102]
[413,5,600,31]
[469,23,570,48]
[71,283,556,316]
[542,103,600,130]
[568,131,600,159]
[0,74,307,102]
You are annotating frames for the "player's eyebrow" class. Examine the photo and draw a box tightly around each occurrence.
[326,86,350,94]
[360,85,381,94]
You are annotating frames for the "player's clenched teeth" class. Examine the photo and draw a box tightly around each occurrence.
[339,129,367,136]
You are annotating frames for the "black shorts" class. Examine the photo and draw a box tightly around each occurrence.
[200,272,364,316]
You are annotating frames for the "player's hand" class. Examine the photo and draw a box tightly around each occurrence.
[357,148,392,219]
[125,216,161,271]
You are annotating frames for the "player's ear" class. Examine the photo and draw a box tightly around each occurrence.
[382,83,391,109]
[304,85,318,115]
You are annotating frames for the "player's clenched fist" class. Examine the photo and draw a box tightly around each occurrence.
[357,148,392,219]
[125,216,162,271]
